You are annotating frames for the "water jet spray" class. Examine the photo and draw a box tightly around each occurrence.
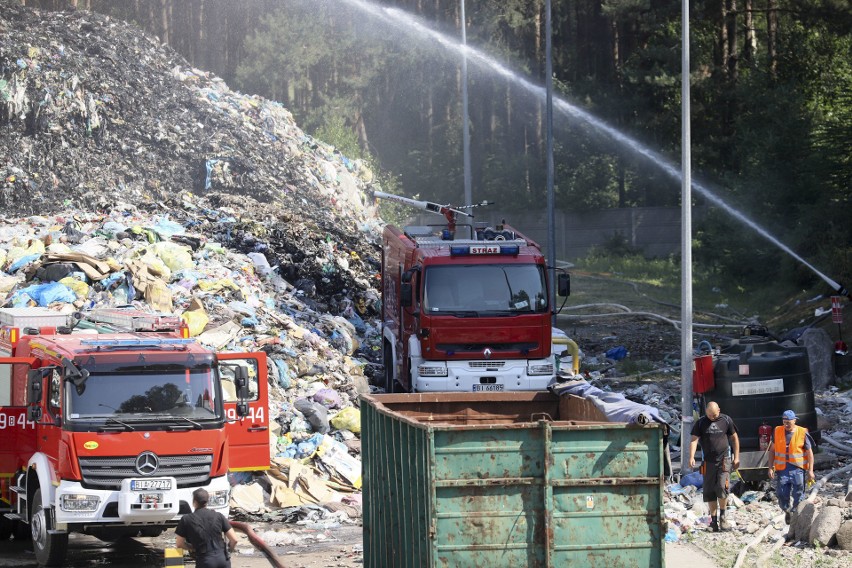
[341,0,846,296]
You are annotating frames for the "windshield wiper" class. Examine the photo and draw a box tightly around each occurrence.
[447,310,479,317]
[167,417,203,430]
[98,417,136,432]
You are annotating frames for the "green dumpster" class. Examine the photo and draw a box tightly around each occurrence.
[362,391,664,568]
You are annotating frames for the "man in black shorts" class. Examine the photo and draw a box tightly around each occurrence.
[175,488,239,568]
[688,401,740,532]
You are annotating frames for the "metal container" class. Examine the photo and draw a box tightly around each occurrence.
[361,392,664,567]
[708,338,817,450]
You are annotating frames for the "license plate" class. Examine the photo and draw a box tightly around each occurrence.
[130,479,171,491]
[139,493,163,504]
[473,384,504,392]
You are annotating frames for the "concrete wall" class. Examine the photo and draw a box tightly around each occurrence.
[412,207,701,261]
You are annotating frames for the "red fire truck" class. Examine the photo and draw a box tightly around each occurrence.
[0,307,269,566]
[377,192,570,393]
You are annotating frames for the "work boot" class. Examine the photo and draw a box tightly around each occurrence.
[709,517,720,532]
[720,516,732,531]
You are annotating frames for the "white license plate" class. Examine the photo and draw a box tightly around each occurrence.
[473,384,504,392]
[130,479,171,491]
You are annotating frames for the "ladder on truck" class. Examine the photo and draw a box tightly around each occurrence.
[83,307,182,332]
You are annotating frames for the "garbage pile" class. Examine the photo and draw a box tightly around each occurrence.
[1,0,387,528]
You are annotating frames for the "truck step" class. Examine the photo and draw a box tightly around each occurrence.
[10,485,26,497]
[3,513,23,521]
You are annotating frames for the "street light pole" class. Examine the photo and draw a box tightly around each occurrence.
[545,0,556,325]
[461,0,472,207]
[680,0,695,475]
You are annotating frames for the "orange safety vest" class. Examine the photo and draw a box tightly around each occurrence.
[773,425,809,471]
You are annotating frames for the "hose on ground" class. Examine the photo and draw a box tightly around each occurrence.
[821,434,852,456]
[732,461,852,568]
[556,310,744,331]
[230,521,285,568]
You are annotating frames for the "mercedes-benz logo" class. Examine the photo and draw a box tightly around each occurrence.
[135,451,159,476]
[483,348,492,360]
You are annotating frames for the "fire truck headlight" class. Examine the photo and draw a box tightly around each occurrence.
[209,490,229,508]
[61,494,101,512]
[527,362,554,376]
[418,364,448,377]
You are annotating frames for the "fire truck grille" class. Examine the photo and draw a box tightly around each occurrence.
[438,343,539,353]
[468,361,506,368]
[78,454,213,490]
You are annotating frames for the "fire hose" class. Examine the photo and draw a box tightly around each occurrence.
[820,434,852,456]
[230,521,285,568]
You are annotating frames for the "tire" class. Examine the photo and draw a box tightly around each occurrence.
[31,488,68,567]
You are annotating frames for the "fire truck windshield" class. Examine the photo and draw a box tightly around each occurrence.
[65,354,222,422]
[423,264,547,315]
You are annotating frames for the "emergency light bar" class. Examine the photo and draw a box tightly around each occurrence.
[449,245,520,256]
[80,338,195,348]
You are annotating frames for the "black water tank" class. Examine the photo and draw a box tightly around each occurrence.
[704,337,818,450]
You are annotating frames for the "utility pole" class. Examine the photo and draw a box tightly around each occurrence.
[680,0,695,475]
[461,0,472,207]
[545,0,556,324]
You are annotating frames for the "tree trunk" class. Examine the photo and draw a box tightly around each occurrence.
[767,0,778,78]
[744,0,756,61]
[727,0,738,81]
[719,0,729,77]
[159,0,169,45]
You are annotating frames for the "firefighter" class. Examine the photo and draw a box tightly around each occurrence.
[175,488,238,568]
[768,410,815,524]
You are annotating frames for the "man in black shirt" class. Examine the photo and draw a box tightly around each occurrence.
[688,401,740,532]
[175,488,239,568]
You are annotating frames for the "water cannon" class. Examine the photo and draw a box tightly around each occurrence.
[374,191,494,239]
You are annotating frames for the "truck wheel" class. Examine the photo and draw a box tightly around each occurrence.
[31,488,68,567]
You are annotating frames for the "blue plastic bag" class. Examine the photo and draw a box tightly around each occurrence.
[681,471,703,489]
[605,346,629,361]
[11,282,76,307]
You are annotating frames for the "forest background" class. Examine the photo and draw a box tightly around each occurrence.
[17,0,852,303]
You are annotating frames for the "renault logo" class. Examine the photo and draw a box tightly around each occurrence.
[135,452,159,476]
[483,348,492,360]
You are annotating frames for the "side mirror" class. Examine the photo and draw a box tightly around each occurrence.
[400,282,413,307]
[28,405,42,422]
[26,369,46,405]
[557,273,570,297]
[234,366,250,400]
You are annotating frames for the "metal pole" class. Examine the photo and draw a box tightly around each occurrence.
[680,0,694,474]
[545,0,556,325]
[461,0,472,207]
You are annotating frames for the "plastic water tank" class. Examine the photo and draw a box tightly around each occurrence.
[706,337,818,450]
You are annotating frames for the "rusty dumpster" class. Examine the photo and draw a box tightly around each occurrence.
[361,391,665,567]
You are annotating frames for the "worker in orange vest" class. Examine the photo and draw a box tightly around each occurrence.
[768,410,815,524]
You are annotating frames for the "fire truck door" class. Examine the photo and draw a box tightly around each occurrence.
[219,353,270,472]
[0,358,38,484]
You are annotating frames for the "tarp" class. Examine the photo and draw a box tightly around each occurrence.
[550,379,670,425]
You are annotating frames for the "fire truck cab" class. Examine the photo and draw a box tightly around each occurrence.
[0,307,269,566]
[382,222,569,393]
